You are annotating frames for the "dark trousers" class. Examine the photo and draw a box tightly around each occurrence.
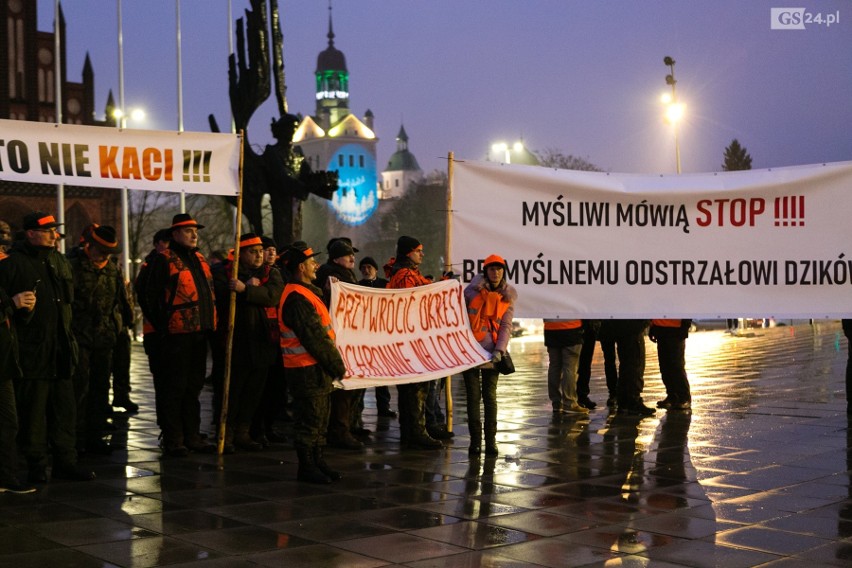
[252,361,286,437]
[328,388,359,441]
[462,368,498,440]
[16,379,78,469]
[111,328,132,402]
[397,382,428,441]
[425,379,446,427]
[157,333,207,447]
[143,333,165,425]
[577,329,619,399]
[375,386,391,412]
[656,336,690,403]
[614,332,646,407]
[0,379,20,482]
[600,338,618,397]
[73,345,114,447]
[226,360,268,429]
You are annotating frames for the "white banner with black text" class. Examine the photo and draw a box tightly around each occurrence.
[0,119,240,196]
[452,159,852,319]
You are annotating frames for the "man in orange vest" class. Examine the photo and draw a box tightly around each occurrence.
[648,319,692,410]
[278,243,347,484]
[137,214,217,457]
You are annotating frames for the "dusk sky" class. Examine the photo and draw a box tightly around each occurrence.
[38,1,852,176]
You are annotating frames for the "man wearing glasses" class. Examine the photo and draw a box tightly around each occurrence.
[0,211,95,483]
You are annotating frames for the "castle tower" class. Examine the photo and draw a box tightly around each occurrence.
[380,124,423,199]
[293,3,379,226]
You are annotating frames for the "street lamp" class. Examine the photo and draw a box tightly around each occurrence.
[662,55,683,174]
[491,142,510,163]
[112,107,146,126]
[490,141,525,164]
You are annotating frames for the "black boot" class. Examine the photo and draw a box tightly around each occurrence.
[484,422,498,457]
[296,447,331,484]
[313,446,342,481]
[468,419,482,456]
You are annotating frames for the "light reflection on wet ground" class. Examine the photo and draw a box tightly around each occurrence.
[1,322,851,567]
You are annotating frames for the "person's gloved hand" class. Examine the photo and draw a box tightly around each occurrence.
[491,351,503,364]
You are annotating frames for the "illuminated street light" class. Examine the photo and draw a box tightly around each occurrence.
[491,142,510,163]
[491,141,528,164]
[112,107,146,127]
[662,55,683,174]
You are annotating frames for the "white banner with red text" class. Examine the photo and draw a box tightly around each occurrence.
[330,279,491,389]
[0,119,240,195]
[452,159,852,319]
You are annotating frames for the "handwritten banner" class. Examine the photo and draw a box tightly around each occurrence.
[330,279,491,389]
[452,159,852,319]
[0,119,240,195]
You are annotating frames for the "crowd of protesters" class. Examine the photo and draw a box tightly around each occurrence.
[0,208,709,492]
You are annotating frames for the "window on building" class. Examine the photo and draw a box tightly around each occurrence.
[338,155,344,167]
[349,155,354,167]
[395,179,399,188]
[359,155,364,168]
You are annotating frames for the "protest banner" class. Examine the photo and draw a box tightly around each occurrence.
[330,279,491,389]
[0,119,240,196]
[452,159,852,319]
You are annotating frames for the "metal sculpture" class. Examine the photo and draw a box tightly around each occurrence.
[210,0,336,246]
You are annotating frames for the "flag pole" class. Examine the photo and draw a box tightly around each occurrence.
[444,151,454,432]
[217,130,245,455]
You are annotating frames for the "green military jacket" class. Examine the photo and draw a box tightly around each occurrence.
[68,251,124,350]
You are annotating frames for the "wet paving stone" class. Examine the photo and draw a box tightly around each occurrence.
[2,323,852,566]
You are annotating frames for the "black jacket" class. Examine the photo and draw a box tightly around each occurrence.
[213,261,284,365]
[313,260,358,307]
[0,286,22,382]
[0,240,77,380]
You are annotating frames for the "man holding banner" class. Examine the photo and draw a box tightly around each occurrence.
[388,236,443,450]
[278,243,347,484]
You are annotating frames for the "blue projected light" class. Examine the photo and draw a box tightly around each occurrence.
[328,144,378,226]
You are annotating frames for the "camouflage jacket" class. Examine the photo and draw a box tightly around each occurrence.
[68,252,124,349]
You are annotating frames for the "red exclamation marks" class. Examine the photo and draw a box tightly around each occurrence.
[774,196,805,227]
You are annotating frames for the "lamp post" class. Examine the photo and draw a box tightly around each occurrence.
[662,55,682,174]
[491,142,510,163]
[490,141,524,164]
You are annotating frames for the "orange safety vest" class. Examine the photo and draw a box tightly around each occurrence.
[651,319,681,327]
[467,289,510,343]
[278,284,335,368]
[543,320,582,330]
[388,266,431,289]
[162,249,216,334]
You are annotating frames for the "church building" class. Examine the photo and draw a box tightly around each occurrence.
[293,6,423,226]
[0,1,120,244]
